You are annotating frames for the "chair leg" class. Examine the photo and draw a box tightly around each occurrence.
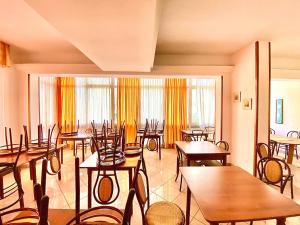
[175,159,179,181]
[291,176,294,199]
[179,174,183,192]
[250,221,253,225]
[296,147,299,160]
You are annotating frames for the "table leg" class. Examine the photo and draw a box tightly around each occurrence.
[82,140,85,162]
[276,218,286,225]
[61,141,64,164]
[287,144,295,164]
[210,223,219,225]
[88,169,92,208]
[159,137,161,160]
[187,157,191,167]
[129,169,133,189]
[186,186,191,225]
[222,155,227,166]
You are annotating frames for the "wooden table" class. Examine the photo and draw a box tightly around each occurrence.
[181,166,300,225]
[0,144,65,188]
[181,129,211,141]
[60,133,92,162]
[270,134,300,164]
[175,141,230,166]
[80,152,140,208]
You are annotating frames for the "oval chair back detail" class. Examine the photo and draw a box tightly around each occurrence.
[256,143,272,159]
[91,134,121,205]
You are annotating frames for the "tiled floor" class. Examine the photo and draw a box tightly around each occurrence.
[2,147,300,225]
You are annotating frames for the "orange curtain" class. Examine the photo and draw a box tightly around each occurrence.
[164,78,187,148]
[56,77,76,132]
[0,42,10,67]
[117,78,140,142]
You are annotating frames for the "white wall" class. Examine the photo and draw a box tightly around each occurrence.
[271,79,300,135]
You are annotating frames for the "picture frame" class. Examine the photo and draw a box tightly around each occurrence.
[242,98,252,110]
[275,99,283,124]
[233,91,241,102]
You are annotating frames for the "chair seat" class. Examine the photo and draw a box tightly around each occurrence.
[145,201,184,225]
[48,208,124,225]
[4,209,39,225]
[200,160,222,167]
[0,165,11,174]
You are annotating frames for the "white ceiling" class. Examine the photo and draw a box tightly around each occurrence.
[1,0,300,71]
[25,0,161,72]
[0,0,92,64]
[157,0,300,57]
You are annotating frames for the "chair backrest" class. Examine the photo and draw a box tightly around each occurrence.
[184,135,195,142]
[71,157,133,225]
[4,127,13,150]
[33,183,49,225]
[287,130,299,138]
[216,140,229,151]
[270,128,275,134]
[132,160,150,220]
[256,143,271,159]
[0,135,24,212]
[0,182,49,225]
[40,126,62,194]
[91,134,121,205]
[257,157,290,187]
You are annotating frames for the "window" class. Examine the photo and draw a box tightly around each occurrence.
[188,78,216,128]
[39,77,56,127]
[140,79,164,124]
[75,77,115,126]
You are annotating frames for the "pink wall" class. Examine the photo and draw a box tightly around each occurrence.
[230,42,270,174]
[0,67,23,143]
[231,43,256,173]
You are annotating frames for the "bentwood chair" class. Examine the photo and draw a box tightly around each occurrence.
[40,127,62,194]
[270,128,275,134]
[133,161,185,225]
[205,126,215,143]
[257,157,294,199]
[0,183,49,225]
[0,135,49,225]
[199,140,229,167]
[0,134,24,208]
[64,157,136,225]
[277,131,299,159]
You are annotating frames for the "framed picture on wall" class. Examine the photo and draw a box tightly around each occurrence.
[242,98,252,110]
[276,99,283,124]
[233,91,241,102]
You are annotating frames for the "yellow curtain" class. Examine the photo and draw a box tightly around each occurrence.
[56,77,76,132]
[0,42,11,67]
[117,78,140,142]
[164,78,187,148]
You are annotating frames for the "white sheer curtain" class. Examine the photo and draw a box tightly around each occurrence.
[140,79,164,124]
[189,79,216,128]
[39,77,56,127]
[76,77,113,126]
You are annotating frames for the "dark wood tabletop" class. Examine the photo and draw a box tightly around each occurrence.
[180,166,300,225]
[175,141,229,156]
